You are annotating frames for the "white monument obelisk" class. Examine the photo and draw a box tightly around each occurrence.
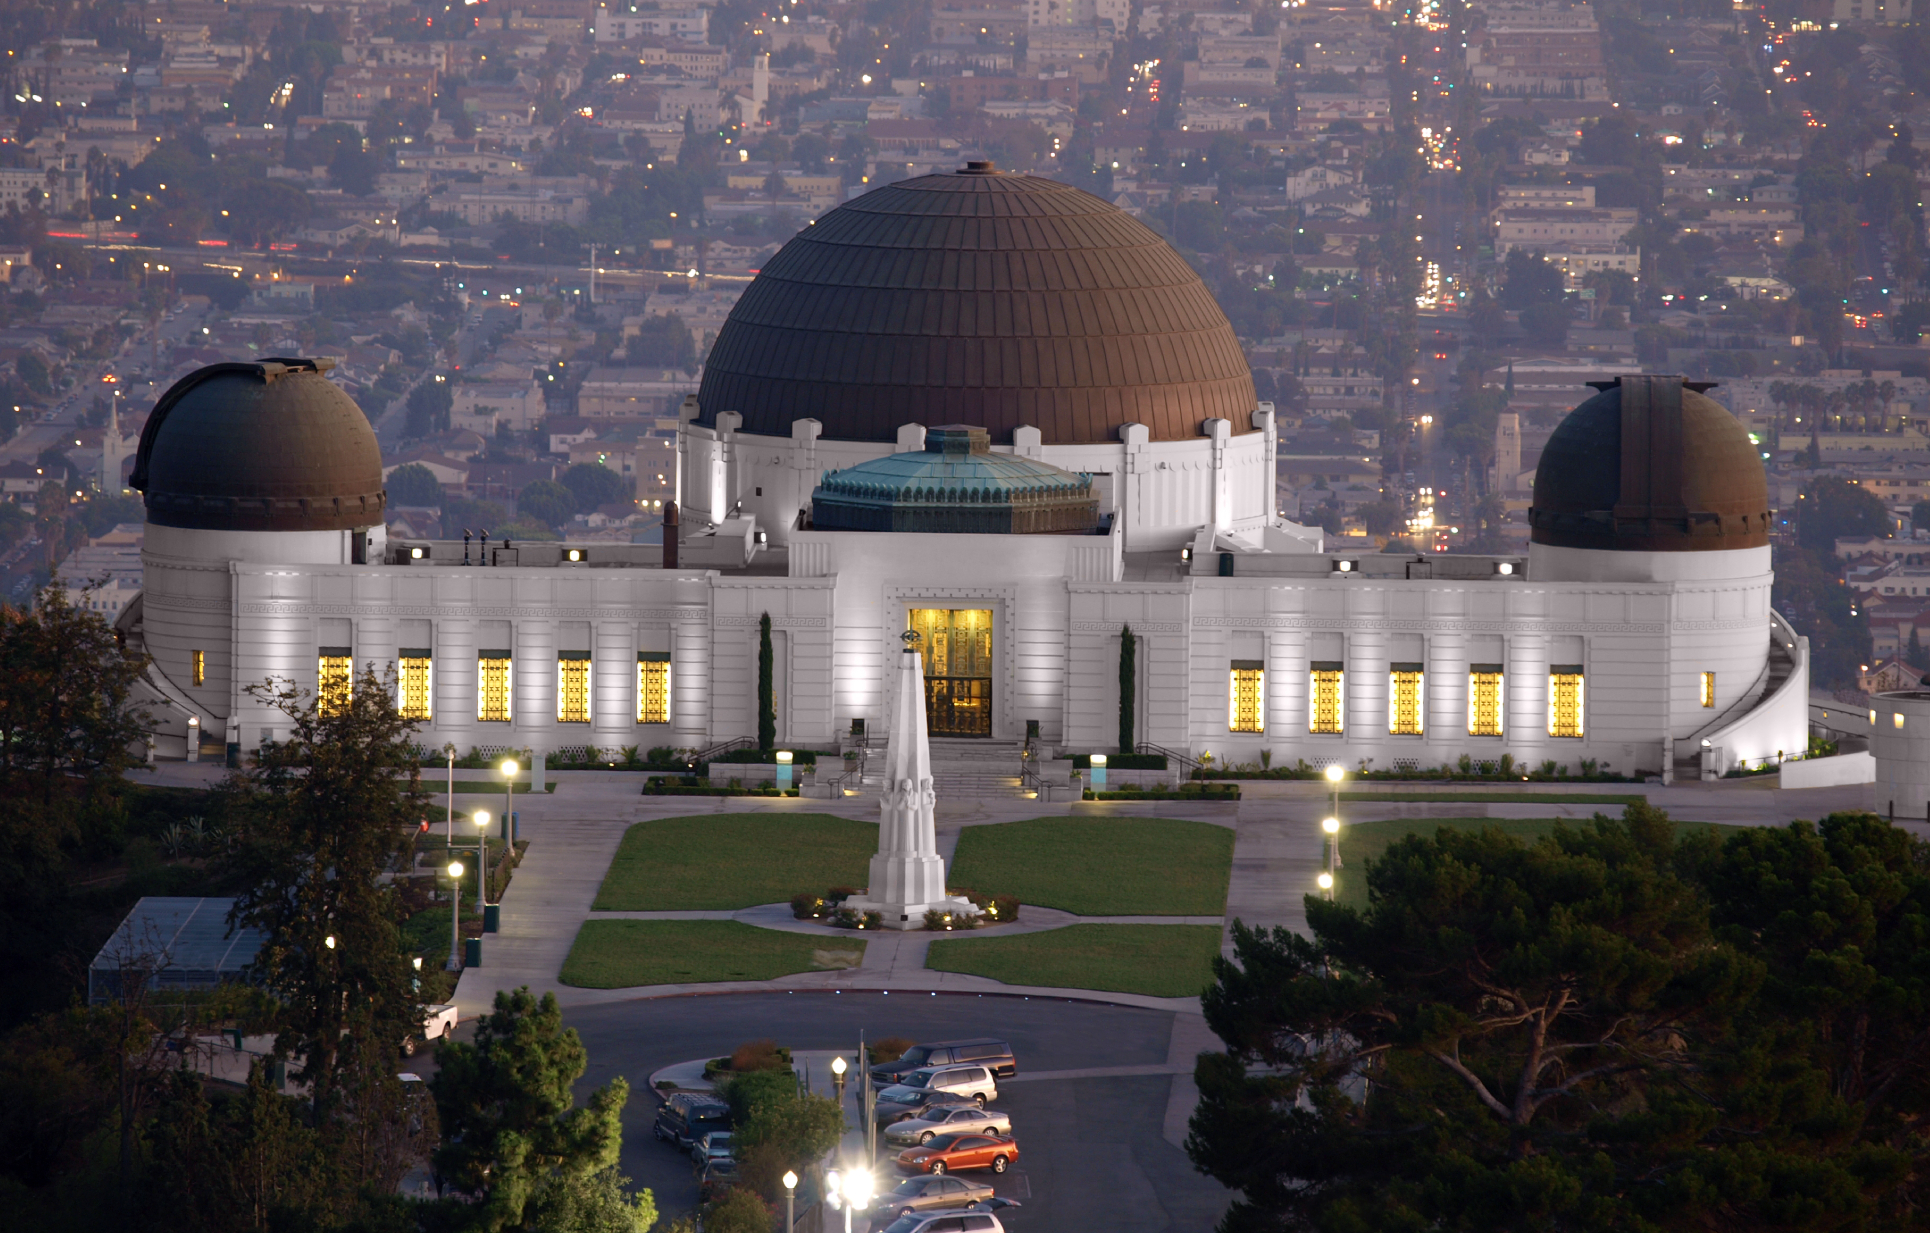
[849,630,976,929]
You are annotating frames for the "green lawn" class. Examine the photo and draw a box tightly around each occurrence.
[1340,792,1645,804]
[927,924,1223,999]
[947,817,1234,916]
[1330,816,1725,911]
[560,920,865,988]
[424,781,556,794]
[593,813,878,910]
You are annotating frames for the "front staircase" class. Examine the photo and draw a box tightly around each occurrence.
[839,737,1038,800]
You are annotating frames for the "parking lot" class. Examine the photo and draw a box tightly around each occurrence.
[566,991,1231,1232]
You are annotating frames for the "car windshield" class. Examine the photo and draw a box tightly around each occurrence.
[898,1072,933,1088]
[691,1106,727,1123]
[898,1047,932,1067]
[881,1217,926,1233]
[922,1134,962,1150]
[890,1179,929,1197]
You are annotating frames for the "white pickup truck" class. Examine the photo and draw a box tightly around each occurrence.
[403,1003,459,1055]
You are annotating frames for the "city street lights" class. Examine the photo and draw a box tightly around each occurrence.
[446,860,465,969]
[782,1170,798,1233]
[1317,871,1334,897]
[1325,762,1344,821]
[831,1054,847,1100]
[500,758,519,845]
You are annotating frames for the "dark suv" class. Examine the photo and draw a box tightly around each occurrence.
[653,1093,730,1150]
[871,1039,1016,1087]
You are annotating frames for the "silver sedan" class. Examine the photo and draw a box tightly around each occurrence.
[882,1103,1014,1146]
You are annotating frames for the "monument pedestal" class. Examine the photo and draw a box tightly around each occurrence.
[848,635,981,930]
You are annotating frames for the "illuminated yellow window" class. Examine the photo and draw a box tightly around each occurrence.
[318,648,353,717]
[1896,712,1907,729]
[1310,661,1344,734]
[398,650,432,721]
[191,649,205,687]
[1228,661,1264,733]
[558,653,591,723]
[1389,664,1423,735]
[1699,671,1715,708]
[1548,666,1585,738]
[1469,665,1504,736]
[478,652,512,722]
[638,652,671,724]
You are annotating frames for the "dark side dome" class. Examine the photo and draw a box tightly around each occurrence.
[1530,374,1769,553]
[696,162,1257,445]
[131,359,386,532]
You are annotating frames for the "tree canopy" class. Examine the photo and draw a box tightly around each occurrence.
[1188,807,1930,1233]
[1798,475,1891,550]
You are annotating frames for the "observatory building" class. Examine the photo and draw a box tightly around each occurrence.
[120,166,1806,782]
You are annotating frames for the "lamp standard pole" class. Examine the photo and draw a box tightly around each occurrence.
[447,860,465,969]
[782,1171,797,1233]
[474,810,491,918]
[501,757,519,847]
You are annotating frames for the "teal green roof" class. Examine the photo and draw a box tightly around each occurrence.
[811,425,1100,534]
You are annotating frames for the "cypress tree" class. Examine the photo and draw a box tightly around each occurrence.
[758,612,775,750]
[1119,624,1136,754]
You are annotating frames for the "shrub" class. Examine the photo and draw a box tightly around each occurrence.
[869,1036,916,1064]
[729,1039,789,1074]
[826,885,858,903]
[832,907,859,928]
[924,908,975,930]
[791,892,824,919]
[703,1188,774,1233]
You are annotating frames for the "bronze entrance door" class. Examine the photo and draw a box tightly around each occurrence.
[908,608,993,737]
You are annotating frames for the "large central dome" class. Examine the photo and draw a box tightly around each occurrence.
[696,164,1257,445]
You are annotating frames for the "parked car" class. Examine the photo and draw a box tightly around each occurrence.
[894,1133,1019,1176]
[877,1209,1005,1233]
[879,1174,996,1218]
[872,1039,1017,1085]
[690,1129,733,1171]
[884,1103,1013,1146]
[966,1198,1022,1216]
[402,1003,458,1056]
[873,1087,979,1126]
[877,1065,999,1111]
[697,1159,738,1203]
[653,1093,730,1150]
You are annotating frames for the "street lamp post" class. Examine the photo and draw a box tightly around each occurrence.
[831,1054,847,1101]
[782,1170,797,1233]
[500,758,519,846]
[447,860,465,969]
[473,810,490,917]
[825,1167,873,1233]
[1322,816,1340,899]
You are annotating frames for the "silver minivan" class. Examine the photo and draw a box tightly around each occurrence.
[878,1064,999,1110]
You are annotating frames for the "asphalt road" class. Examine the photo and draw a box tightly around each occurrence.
[566,992,1233,1233]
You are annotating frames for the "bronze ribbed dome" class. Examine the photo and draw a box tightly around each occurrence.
[696,164,1257,444]
[131,359,386,532]
[1530,375,1770,553]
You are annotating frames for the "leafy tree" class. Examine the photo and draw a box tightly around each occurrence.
[405,380,453,437]
[385,462,443,507]
[757,613,775,750]
[1356,499,1403,537]
[516,479,577,528]
[1189,806,1930,1232]
[719,1065,841,1204]
[431,987,655,1233]
[560,462,629,513]
[626,314,695,370]
[1498,249,1565,309]
[217,667,427,1113]
[1797,475,1891,550]
[16,352,49,395]
[1518,301,1572,347]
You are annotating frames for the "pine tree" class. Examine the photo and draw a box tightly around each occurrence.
[432,987,655,1232]
[218,666,428,1114]
[1118,624,1136,754]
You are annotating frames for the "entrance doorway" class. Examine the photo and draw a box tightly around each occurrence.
[908,608,993,737]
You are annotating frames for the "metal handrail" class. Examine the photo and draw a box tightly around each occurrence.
[1136,742,1201,776]
[691,735,757,764]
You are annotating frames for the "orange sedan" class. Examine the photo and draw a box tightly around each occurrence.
[894,1133,1019,1176]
